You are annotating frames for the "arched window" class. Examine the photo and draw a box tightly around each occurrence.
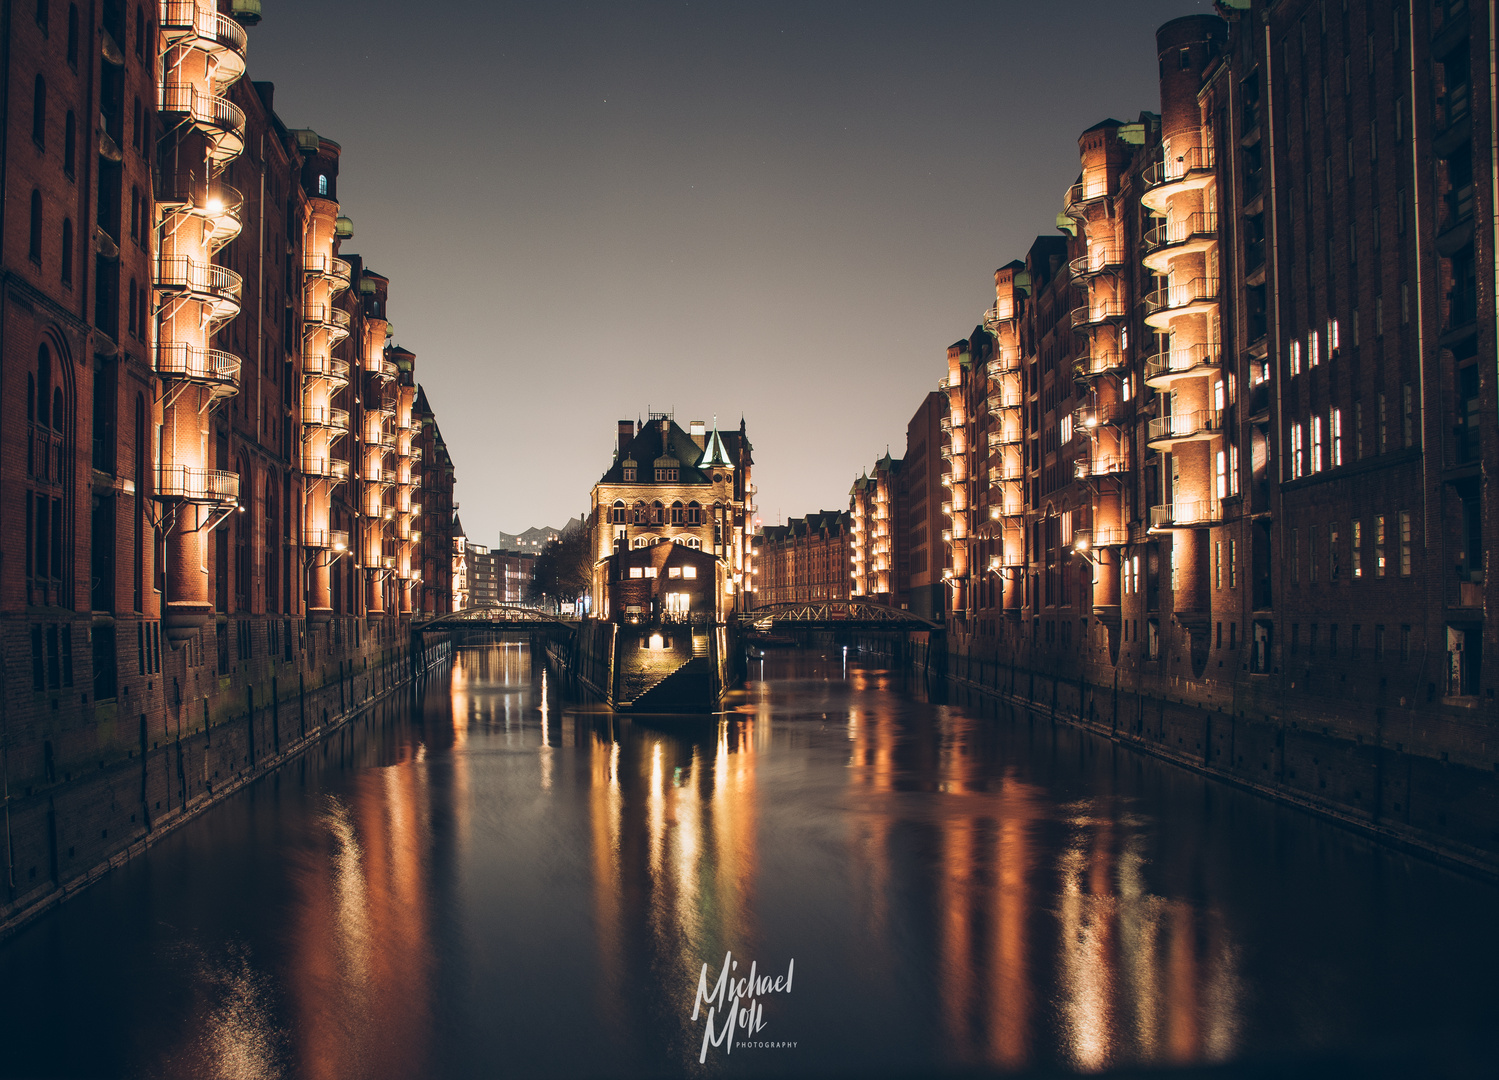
[29,190,42,264]
[67,6,79,67]
[61,218,73,285]
[317,174,328,196]
[687,501,702,525]
[36,0,48,33]
[610,500,626,524]
[670,500,683,525]
[63,111,75,177]
[632,536,648,549]
[632,501,647,525]
[32,75,45,148]
[651,500,663,524]
[686,537,701,550]
[134,5,143,57]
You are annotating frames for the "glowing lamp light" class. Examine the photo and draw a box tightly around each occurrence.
[989,507,1001,520]
[333,540,347,552]
[1074,538,1090,553]
[205,197,224,215]
[1085,417,1098,428]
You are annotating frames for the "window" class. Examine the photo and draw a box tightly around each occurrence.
[1378,393,1388,452]
[683,565,697,578]
[1289,339,1302,376]
[1375,515,1387,577]
[668,566,681,578]
[63,111,75,177]
[1309,330,1320,368]
[610,500,626,524]
[643,567,657,579]
[1229,443,1240,495]
[629,566,644,578]
[32,75,45,148]
[317,174,328,196]
[670,501,683,524]
[1331,408,1342,465]
[1216,451,1227,499]
[29,190,43,264]
[1229,540,1237,589]
[1402,384,1414,447]
[1328,318,1339,352]
[1354,401,1364,458]
[1215,541,1222,589]
[1352,520,1362,578]
[1311,416,1324,473]
[1399,511,1412,576]
[622,466,635,481]
[1329,525,1340,581]
[61,219,73,285]
[1291,423,1304,478]
[651,501,663,525]
[68,6,80,67]
[687,501,702,525]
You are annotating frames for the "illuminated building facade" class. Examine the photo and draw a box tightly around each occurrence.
[588,414,755,619]
[756,511,852,606]
[0,0,458,917]
[848,452,905,607]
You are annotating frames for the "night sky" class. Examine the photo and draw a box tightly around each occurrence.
[250,1,1214,543]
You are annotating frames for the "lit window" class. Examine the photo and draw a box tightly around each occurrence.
[317,174,328,196]
[668,566,681,578]
[1352,520,1363,578]
[1289,339,1302,376]
[1309,330,1320,367]
[644,567,658,578]
[1312,415,1324,472]
[1291,423,1304,478]
[1332,408,1343,465]
[1229,443,1240,495]
[629,566,644,578]
[1328,317,1340,351]
[1216,451,1227,498]
[1375,515,1386,577]
[1399,511,1412,576]
[683,565,697,579]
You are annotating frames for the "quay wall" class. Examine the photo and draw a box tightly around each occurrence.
[0,615,452,942]
[903,631,1499,880]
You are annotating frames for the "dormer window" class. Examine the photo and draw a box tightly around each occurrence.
[623,466,636,481]
[656,466,678,482]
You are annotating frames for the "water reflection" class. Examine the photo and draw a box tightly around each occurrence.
[0,644,1493,1080]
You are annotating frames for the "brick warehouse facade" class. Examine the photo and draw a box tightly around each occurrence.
[0,0,458,930]
[755,510,852,606]
[807,2,1499,872]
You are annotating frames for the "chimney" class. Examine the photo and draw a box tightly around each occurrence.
[690,420,706,448]
[617,420,633,457]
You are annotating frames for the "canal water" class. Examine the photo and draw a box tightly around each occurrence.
[0,645,1494,1079]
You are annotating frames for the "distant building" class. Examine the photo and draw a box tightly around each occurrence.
[588,414,755,619]
[452,514,471,610]
[756,512,852,606]
[465,543,499,608]
[849,453,906,608]
[904,392,948,621]
[494,550,536,603]
[497,521,579,553]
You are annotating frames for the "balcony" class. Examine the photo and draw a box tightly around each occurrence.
[1075,455,1129,480]
[157,179,243,251]
[303,254,353,293]
[371,355,398,381]
[157,82,245,161]
[159,2,248,86]
[1062,178,1111,219]
[154,463,239,504]
[987,389,1023,415]
[1147,409,1222,449]
[1141,211,1219,272]
[156,255,242,322]
[1068,243,1125,280]
[153,342,241,396]
[1149,500,1222,531]
[1141,277,1219,329]
[1089,526,1129,547]
[1140,144,1216,213]
[989,462,1023,484]
[1144,342,1221,388]
[988,427,1024,448]
[1072,402,1123,431]
[302,454,350,482]
[302,303,352,342]
[1070,298,1129,330]
[983,303,1019,333]
[304,405,351,433]
[302,352,351,386]
[987,348,1020,377]
[1072,350,1126,381]
[304,528,350,551]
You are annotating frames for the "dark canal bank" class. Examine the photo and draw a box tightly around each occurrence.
[0,643,1493,1079]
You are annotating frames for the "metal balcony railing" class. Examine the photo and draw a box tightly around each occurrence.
[1143,211,1219,254]
[1072,402,1122,430]
[302,454,350,481]
[1072,351,1126,380]
[983,303,1019,332]
[1070,299,1129,329]
[1150,500,1222,529]
[302,303,353,334]
[153,342,241,391]
[988,427,1024,448]
[303,406,350,432]
[987,349,1020,376]
[158,2,248,83]
[1063,178,1110,218]
[304,528,350,551]
[1075,455,1129,480]
[303,254,353,293]
[1141,277,1219,321]
[1147,409,1222,445]
[1068,243,1125,279]
[302,353,351,385]
[1142,144,1216,192]
[987,390,1023,415]
[154,463,239,503]
[156,255,243,316]
[1144,342,1221,387]
[989,463,1024,483]
[157,83,245,160]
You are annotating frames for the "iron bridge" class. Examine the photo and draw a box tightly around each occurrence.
[738,601,941,631]
[415,605,575,632]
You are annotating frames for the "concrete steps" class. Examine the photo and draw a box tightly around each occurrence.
[628,656,715,713]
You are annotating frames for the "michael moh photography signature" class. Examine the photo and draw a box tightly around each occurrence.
[691,952,797,1062]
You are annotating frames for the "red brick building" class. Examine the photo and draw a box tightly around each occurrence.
[756,510,851,606]
[0,1,457,921]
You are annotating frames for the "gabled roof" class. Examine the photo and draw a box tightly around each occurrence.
[699,420,734,468]
[598,415,749,485]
